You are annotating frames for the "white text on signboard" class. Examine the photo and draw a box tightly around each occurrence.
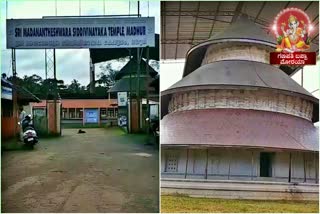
[7,17,155,49]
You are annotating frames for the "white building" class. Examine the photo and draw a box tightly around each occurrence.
[160,16,319,200]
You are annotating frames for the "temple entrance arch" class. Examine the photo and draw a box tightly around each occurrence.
[6,15,156,135]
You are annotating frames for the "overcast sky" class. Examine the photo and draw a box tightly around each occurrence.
[1,0,160,85]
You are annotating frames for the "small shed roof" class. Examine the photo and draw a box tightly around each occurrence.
[1,78,40,103]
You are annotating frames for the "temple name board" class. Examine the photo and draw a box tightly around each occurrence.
[7,17,155,49]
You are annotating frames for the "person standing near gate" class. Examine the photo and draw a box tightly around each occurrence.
[19,106,26,141]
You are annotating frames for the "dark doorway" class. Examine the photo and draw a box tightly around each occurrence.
[260,152,272,177]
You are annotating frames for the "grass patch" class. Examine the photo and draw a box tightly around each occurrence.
[100,126,158,148]
[102,126,128,136]
[2,141,34,151]
[161,195,319,213]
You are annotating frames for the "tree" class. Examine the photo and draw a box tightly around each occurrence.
[67,79,81,94]
[6,74,43,96]
[97,63,118,89]
[22,74,43,95]
[80,86,87,92]
[40,78,66,99]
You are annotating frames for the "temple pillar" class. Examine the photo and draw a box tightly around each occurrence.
[227,149,231,180]
[82,108,85,126]
[288,152,292,183]
[184,148,189,179]
[303,153,306,182]
[315,152,318,184]
[46,99,61,136]
[205,148,209,179]
[251,151,254,180]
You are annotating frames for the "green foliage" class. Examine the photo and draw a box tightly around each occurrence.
[161,195,319,213]
[2,65,119,99]
[97,62,118,89]
[67,79,81,94]
[306,37,311,45]
[277,36,283,45]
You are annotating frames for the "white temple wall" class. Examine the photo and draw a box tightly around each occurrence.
[273,152,290,178]
[161,148,318,183]
[169,89,313,121]
[229,150,254,176]
[292,152,304,179]
[161,148,188,178]
[207,149,231,175]
[273,152,318,182]
[201,43,273,66]
[161,150,166,172]
[177,148,188,174]
[292,152,317,182]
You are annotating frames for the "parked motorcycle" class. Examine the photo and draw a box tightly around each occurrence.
[20,115,38,149]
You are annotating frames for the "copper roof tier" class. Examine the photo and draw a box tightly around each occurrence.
[164,60,316,100]
[181,16,318,77]
[161,108,319,152]
[161,60,319,122]
[161,13,319,151]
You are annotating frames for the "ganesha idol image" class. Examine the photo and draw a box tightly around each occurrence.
[273,8,314,53]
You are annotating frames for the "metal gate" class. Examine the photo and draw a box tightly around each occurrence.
[32,107,48,136]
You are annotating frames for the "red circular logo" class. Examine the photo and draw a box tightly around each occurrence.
[272,8,313,52]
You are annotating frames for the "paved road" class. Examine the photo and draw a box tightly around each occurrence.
[1,128,159,213]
